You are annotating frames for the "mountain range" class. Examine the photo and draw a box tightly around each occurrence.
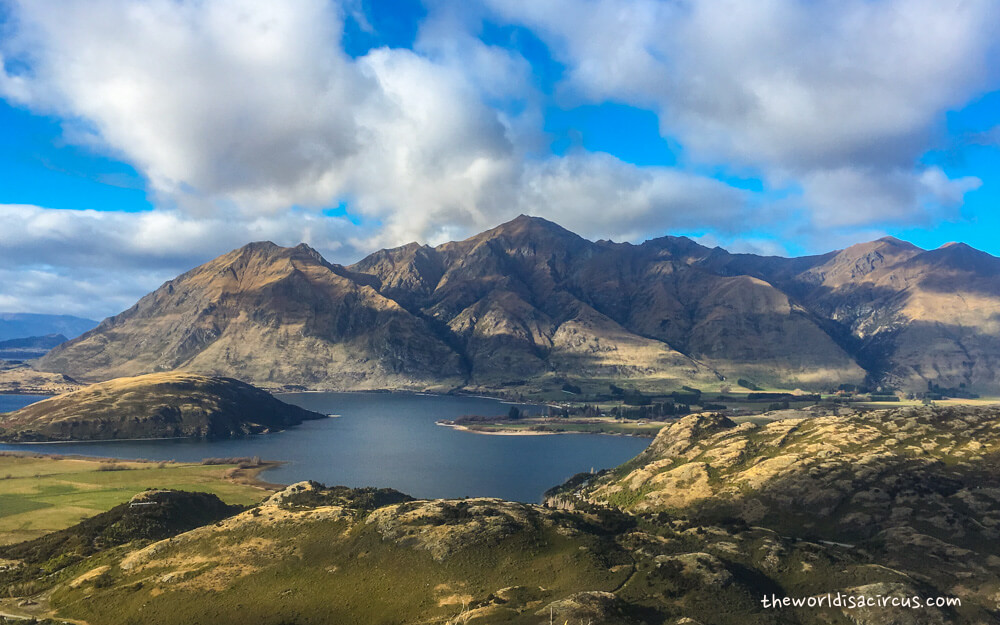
[0,313,97,342]
[36,215,1000,394]
[0,334,68,360]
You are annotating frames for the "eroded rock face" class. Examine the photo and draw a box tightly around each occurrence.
[365,498,565,561]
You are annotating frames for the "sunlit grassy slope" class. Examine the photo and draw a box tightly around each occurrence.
[0,453,269,544]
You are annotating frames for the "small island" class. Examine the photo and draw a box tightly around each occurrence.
[438,404,676,438]
[437,384,913,437]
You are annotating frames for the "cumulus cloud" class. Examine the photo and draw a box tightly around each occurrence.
[0,0,741,250]
[802,166,982,228]
[0,204,359,270]
[517,153,749,242]
[2,0,371,211]
[0,204,368,317]
[485,0,997,228]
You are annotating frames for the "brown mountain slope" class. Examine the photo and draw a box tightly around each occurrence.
[575,238,864,386]
[35,216,1000,393]
[716,238,1000,391]
[352,216,864,389]
[353,217,721,389]
[0,372,325,441]
[38,242,466,390]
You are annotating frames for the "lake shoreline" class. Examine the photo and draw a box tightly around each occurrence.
[436,420,573,436]
[274,387,547,407]
[0,448,285,491]
[2,391,650,503]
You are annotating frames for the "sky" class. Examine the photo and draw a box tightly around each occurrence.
[0,0,999,319]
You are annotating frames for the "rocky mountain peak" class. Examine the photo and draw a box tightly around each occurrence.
[226,240,327,266]
[875,235,920,249]
[473,214,585,248]
[920,241,1000,275]
[801,236,923,286]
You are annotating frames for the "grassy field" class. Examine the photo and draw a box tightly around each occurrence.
[0,453,272,545]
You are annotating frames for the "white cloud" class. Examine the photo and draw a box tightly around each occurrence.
[517,152,749,242]
[0,0,743,253]
[0,0,994,316]
[485,0,998,228]
[0,266,169,319]
[0,204,358,270]
[0,203,369,317]
[803,166,982,228]
[3,0,369,211]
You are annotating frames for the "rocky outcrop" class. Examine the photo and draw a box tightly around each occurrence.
[31,479,983,625]
[559,405,1000,619]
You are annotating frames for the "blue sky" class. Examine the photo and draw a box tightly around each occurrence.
[0,0,999,316]
[0,101,152,212]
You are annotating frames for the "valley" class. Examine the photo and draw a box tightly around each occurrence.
[3,0,999,620]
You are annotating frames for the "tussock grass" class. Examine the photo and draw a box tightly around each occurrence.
[0,454,267,545]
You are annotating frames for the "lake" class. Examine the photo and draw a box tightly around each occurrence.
[0,394,51,412]
[0,392,649,502]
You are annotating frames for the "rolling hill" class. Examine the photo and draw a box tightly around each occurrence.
[544,404,1000,622]
[0,372,325,441]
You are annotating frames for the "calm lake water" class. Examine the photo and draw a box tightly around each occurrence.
[0,394,51,412]
[0,392,649,502]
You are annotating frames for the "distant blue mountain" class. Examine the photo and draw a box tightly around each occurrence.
[0,333,69,360]
[0,313,98,341]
